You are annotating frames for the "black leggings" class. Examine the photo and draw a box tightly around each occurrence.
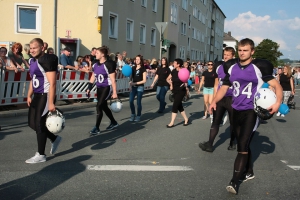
[95,86,117,129]
[28,93,57,155]
[233,109,259,152]
[209,96,235,145]
[172,90,186,113]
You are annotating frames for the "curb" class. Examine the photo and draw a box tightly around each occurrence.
[0,92,156,118]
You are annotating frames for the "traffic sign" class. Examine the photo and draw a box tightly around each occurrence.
[155,22,168,34]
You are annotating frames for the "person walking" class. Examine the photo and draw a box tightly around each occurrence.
[277,65,295,117]
[26,38,62,164]
[166,58,189,128]
[87,46,119,135]
[129,55,147,122]
[150,57,171,113]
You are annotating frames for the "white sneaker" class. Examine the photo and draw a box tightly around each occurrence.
[129,114,135,122]
[134,116,141,122]
[276,112,281,117]
[25,152,46,164]
[50,136,62,155]
[281,114,285,117]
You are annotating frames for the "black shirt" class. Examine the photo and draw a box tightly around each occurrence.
[132,66,146,86]
[171,69,185,92]
[279,74,292,91]
[156,66,171,86]
[202,70,217,88]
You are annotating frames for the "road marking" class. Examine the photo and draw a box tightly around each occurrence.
[87,165,193,171]
[287,165,300,171]
[280,160,288,164]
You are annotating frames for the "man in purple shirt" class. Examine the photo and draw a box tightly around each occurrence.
[210,38,283,194]
[199,47,236,152]
[87,46,119,135]
[26,38,62,164]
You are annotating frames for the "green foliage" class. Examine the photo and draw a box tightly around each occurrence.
[253,39,283,66]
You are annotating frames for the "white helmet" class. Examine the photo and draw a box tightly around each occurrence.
[254,88,277,109]
[46,109,65,134]
[110,99,123,113]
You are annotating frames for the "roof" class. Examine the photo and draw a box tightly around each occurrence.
[223,32,237,41]
[213,0,226,18]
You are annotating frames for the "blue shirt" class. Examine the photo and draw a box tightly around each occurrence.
[59,53,73,68]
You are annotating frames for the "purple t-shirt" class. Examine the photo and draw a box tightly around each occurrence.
[29,54,58,93]
[223,59,274,111]
[215,61,233,97]
[92,60,116,88]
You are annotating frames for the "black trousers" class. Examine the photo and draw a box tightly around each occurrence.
[172,90,186,113]
[28,93,56,155]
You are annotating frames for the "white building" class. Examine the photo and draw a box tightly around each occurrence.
[223,31,237,51]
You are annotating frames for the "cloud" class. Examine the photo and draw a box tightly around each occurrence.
[278,10,288,18]
[297,44,300,50]
[224,11,300,58]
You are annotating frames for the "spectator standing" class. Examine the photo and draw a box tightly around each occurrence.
[0,47,18,73]
[122,51,127,61]
[90,47,96,62]
[117,54,125,71]
[43,42,48,53]
[169,61,174,71]
[47,48,54,54]
[23,44,32,62]
[8,43,30,70]
[59,47,77,70]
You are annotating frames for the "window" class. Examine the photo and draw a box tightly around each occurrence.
[151,28,156,46]
[152,0,157,12]
[204,0,207,5]
[193,6,198,18]
[180,21,187,35]
[141,0,147,7]
[188,14,191,28]
[190,0,193,6]
[192,28,196,39]
[188,37,190,50]
[202,15,206,24]
[171,2,178,24]
[109,12,118,39]
[182,0,188,10]
[197,30,201,41]
[180,46,186,59]
[126,19,134,41]
[15,3,41,34]
[198,9,201,21]
[140,24,146,44]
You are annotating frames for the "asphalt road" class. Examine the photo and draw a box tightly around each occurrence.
[0,89,300,200]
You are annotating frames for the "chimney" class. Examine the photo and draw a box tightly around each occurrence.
[228,31,231,36]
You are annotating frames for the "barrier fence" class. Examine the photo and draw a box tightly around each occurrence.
[0,69,155,106]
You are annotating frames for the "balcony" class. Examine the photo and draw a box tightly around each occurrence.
[210,45,214,52]
[211,29,215,37]
[212,14,215,21]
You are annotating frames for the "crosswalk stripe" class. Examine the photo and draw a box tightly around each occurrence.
[287,165,300,171]
[87,165,193,171]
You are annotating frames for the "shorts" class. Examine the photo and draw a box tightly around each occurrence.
[203,87,214,95]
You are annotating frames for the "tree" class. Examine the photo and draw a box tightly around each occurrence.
[253,39,283,67]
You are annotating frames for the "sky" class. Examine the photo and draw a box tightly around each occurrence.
[215,0,300,60]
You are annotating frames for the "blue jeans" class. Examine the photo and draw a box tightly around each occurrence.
[295,78,300,85]
[156,86,169,111]
[130,86,144,116]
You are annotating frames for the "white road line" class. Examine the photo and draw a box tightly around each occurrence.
[280,160,288,164]
[87,165,193,171]
[287,165,300,171]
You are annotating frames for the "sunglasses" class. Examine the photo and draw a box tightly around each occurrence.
[207,64,213,66]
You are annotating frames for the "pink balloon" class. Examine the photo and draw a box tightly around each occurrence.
[178,68,190,82]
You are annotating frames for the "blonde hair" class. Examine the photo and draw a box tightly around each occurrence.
[150,58,157,65]
[284,65,292,78]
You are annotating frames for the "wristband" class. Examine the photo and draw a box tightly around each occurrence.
[88,82,93,91]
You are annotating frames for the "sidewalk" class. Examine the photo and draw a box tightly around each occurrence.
[0,91,156,118]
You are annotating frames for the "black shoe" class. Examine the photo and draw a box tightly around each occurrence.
[166,124,174,128]
[227,143,236,150]
[183,120,190,126]
[239,172,255,182]
[226,181,238,194]
[157,110,163,113]
[198,141,213,152]
[106,122,119,130]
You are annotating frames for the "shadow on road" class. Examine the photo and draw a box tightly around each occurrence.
[251,131,275,164]
[0,130,22,140]
[0,155,91,200]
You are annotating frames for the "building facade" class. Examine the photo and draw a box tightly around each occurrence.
[0,0,225,63]
[163,0,225,62]
[223,31,237,51]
